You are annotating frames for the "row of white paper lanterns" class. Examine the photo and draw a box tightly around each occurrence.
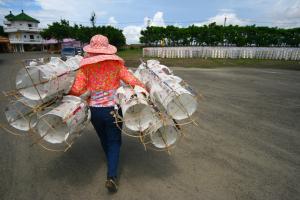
[5,56,91,149]
[116,60,197,149]
[143,47,300,60]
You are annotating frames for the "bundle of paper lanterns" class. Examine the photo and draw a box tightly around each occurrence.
[4,56,90,151]
[115,60,198,151]
[4,57,198,152]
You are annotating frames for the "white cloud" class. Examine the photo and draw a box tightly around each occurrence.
[268,0,300,27]
[123,25,142,44]
[144,11,166,27]
[0,6,10,25]
[193,11,249,26]
[173,23,182,28]
[123,11,166,44]
[192,1,300,28]
[107,16,117,27]
[4,0,298,45]
[213,0,300,28]
[28,0,107,27]
[149,11,165,27]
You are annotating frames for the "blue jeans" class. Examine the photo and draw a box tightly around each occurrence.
[90,106,122,178]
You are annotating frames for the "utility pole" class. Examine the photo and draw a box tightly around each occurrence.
[223,16,227,46]
[147,19,151,27]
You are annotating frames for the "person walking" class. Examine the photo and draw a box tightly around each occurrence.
[69,34,144,193]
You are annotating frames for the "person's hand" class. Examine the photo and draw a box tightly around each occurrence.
[79,90,91,100]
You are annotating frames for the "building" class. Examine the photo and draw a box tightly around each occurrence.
[43,38,82,53]
[0,36,11,52]
[3,10,43,52]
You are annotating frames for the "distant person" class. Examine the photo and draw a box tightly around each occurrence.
[69,34,144,193]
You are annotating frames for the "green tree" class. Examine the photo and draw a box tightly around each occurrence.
[41,19,126,48]
[41,20,72,42]
[0,25,7,36]
[140,23,300,47]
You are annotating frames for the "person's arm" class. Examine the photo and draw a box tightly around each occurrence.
[119,65,145,88]
[69,68,88,96]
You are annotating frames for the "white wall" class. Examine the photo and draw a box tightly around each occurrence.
[8,32,42,43]
[22,33,42,41]
[11,21,39,28]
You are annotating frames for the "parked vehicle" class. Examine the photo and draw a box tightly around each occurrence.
[76,47,83,55]
[61,47,83,60]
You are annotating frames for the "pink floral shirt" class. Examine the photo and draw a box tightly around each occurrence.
[69,59,144,107]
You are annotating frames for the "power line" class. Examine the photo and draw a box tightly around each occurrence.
[2,14,299,26]
[2,8,300,26]
[38,18,300,26]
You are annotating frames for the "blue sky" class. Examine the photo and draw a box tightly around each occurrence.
[1,0,300,43]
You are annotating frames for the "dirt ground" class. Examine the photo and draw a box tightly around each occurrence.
[0,52,299,200]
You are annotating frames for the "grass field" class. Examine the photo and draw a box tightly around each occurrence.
[117,48,300,70]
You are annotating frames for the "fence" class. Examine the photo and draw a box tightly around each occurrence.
[143,47,300,61]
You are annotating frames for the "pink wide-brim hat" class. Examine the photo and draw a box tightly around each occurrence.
[83,34,117,54]
[80,34,124,66]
